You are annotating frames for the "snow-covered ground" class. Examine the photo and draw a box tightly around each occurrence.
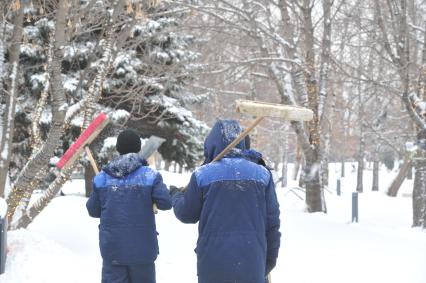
[1,163,426,283]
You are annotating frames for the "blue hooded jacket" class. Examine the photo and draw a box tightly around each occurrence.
[172,120,281,283]
[86,153,172,265]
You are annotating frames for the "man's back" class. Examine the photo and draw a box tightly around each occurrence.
[172,119,281,283]
[195,157,271,236]
[87,153,172,265]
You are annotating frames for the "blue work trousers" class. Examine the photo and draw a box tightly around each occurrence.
[102,261,155,283]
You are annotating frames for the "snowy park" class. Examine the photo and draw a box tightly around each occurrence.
[1,164,426,283]
[2,0,426,283]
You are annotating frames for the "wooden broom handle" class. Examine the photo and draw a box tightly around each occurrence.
[212,116,264,162]
[181,116,265,193]
[84,147,158,214]
[85,146,99,174]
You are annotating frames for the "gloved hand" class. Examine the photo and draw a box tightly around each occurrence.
[169,185,181,197]
[265,258,276,275]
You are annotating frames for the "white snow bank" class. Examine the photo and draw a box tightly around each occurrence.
[4,229,98,283]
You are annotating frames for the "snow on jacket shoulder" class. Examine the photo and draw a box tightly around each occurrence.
[86,153,172,265]
[172,120,281,283]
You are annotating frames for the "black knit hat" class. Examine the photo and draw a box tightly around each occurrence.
[116,129,141,155]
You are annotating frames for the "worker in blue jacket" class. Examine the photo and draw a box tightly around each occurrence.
[87,129,172,283]
[170,119,281,283]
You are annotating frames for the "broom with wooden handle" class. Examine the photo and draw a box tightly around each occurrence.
[56,113,159,213]
[212,99,313,162]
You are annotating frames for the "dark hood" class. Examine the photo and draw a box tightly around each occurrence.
[103,153,148,178]
[203,119,246,164]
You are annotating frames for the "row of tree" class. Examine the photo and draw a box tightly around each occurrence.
[179,0,425,227]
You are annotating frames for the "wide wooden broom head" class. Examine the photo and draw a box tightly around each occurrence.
[236,99,313,121]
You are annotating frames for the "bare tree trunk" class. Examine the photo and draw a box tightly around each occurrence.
[413,152,426,228]
[281,131,289,187]
[356,133,365,193]
[164,160,171,171]
[155,153,162,170]
[0,3,23,197]
[388,157,412,197]
[304,154,324,212]
[376,0,426,227]
[292,144,301,180]
[413,130,426,227]
[275,0,326,212]
[356,4,364,194]
[14,164,76,229]
[372,160,379,192]
[7,0,68,223]
[407,163,413,180]
[85,164,95,197]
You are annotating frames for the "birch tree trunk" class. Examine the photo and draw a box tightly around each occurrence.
[0,3,24,197]
[413,132,426,227]
[281,130,289,188]
[319,0,332,189]
[275,0,329,212]
[356,121,365,193]
[375,0,426,227]
[371,158,380,191]
[355,4,364,193]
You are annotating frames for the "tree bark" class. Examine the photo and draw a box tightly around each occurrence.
[85,164,95,197]
[0,3,23,197]
[387,157,411,197]
[276,0,326,212]
[372,160,379,192]
[7,0,68,223]
[164,160,171,171]
[356,136,365,193]
[292,144,301,180]
[413,129,426,227]
[14,164,76,229]
[305,154,324,212]
[413,151,426,227]
[281,132,288,188]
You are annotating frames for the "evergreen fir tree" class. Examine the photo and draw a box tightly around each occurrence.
[8,0,207,185]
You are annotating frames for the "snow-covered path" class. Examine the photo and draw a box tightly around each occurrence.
[1,169,426,283]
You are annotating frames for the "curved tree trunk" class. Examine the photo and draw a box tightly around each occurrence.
[7,0,68,224]
[12,0,123,229]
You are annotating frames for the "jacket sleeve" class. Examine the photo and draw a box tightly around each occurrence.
[265,175,281,265]
[152,173,172,210]
[172,173,203,224]
[86,181,101,218]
